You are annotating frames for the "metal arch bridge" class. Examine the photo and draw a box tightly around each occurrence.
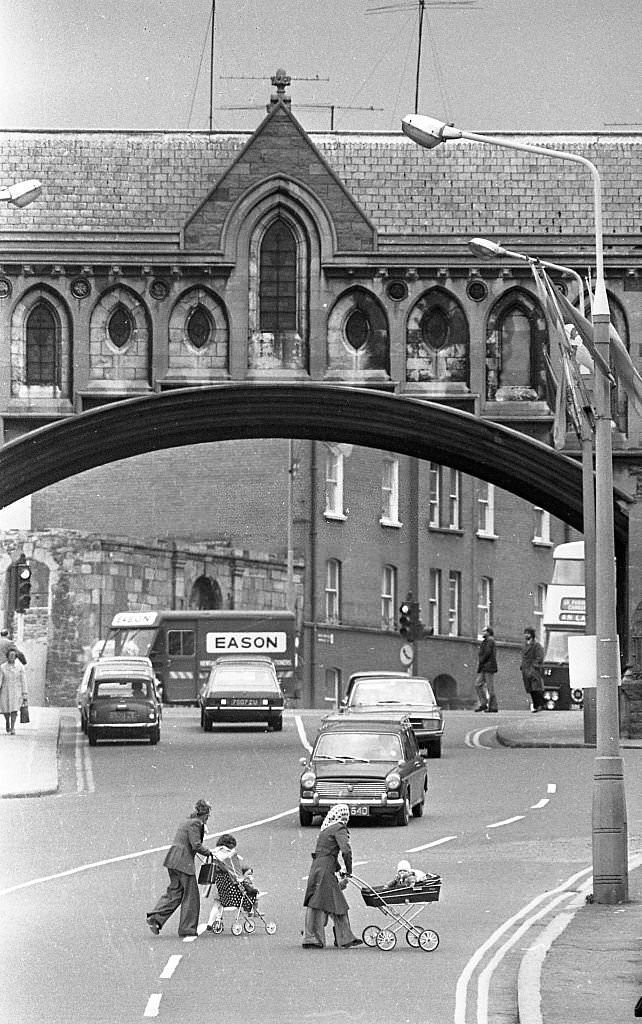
[0,382,628,552]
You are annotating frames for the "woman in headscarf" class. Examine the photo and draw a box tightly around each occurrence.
[302,803,362,948]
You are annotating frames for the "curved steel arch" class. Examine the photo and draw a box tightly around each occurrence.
[0,382,628,546]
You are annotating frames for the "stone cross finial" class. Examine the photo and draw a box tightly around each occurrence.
[269,68,292,107]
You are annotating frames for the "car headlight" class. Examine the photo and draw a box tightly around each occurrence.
[386,771,401,791]
[301,771,316,790]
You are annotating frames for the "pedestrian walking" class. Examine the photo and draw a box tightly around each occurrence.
[475,626,498,712]
[147,798,212,937]
[302,803,363,949]
[0,646,28,734]
[520,627,545,712]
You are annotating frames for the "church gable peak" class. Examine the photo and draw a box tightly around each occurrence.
[184,69,375,253]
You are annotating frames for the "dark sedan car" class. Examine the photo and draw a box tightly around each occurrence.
[341,672,445,758]
[84,657,162,746]
[199,655,285,732]
[298,713,427,827]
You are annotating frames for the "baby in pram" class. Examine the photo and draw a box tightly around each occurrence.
[385,859,428,889]
[205,833,260,930]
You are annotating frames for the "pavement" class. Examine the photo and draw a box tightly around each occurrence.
[0,707,639,1023]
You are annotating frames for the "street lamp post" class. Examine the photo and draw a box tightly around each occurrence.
[403,113,628,904]
[468,237,596,641]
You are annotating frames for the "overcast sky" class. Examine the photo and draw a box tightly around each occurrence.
[0,0,640,134]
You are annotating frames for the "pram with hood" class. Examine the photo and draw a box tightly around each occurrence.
[346,870,441,951]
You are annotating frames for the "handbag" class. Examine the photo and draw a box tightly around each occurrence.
[20,703,30,724]
[198,859,216,885]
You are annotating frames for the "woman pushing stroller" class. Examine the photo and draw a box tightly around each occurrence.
[302,803,363,948]
[205,833,260,931]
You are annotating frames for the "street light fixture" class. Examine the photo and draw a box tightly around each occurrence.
[0,179,42,209]
[468,237,596,640]
[404,112,628,904]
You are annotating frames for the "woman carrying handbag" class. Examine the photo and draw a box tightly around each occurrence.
[0,646,29,735]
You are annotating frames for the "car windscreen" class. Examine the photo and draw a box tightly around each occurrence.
[350,679,436,706]
[208,667,279,692]
[107,627,157,658]
[314,731,402,762]
[93,679,152,699]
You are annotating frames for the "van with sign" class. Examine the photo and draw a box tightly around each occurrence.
[100,609,298,705]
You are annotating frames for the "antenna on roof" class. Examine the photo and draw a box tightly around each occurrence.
[366,0,480,113]
[217,102,383,130]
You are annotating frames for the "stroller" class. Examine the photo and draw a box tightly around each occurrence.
[347,871,441,951]
[200,856,277,937]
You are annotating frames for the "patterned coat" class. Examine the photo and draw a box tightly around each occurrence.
[303,822,353,916]
[0,660,28,714]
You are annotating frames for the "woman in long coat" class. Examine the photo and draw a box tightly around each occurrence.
[302,803,362,948]
[0,646,28,735]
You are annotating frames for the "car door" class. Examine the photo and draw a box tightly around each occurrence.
[404,729,425,805]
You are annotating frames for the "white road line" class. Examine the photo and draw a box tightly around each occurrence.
[406,836,457,852]
[143,993,162,1017]
[464,728,493,748]
[530,799,549,809]
[0,807,298,897]
[486,815,525,828]
[294,713,312,752]
[74,726,84,792]
[547,783,557,794]
[182,934,198,943]
[453,864,593,1024]
[159,955,182,979]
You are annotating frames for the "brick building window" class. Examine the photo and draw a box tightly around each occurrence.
[381,565,397,630]
[447,570,461,637]
[477,576,493,635]
[477,481,495,537]
[533,507,551,544]
[324,449,345,519]
[428,568,441,635]
[381,457,400,526]
[26,302,60,386]
[428,463,461,530]
[325,559,341,624]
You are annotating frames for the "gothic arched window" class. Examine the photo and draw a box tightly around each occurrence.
[485,290,549,402]
[406,288,469,386]
[26,302,60,386]
[260,219,297,333]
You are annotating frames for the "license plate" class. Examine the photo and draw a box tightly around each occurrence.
[231,698,258,706]
[110,711,136,722]
[349,806,369,816]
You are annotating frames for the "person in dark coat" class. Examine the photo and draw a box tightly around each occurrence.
[475,626,499,712]
[520,627,545,712]
[302,803,362,948]
[147,798,212,937]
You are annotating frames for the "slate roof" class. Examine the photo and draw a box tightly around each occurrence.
[0,124,640,242]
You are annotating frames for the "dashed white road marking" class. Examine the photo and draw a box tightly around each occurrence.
[486,815,525,829]
[143,993,162,1017]
[530,799,550,809]
[406,836,457,852]
[547,783,557,794]
[159,955,182,979]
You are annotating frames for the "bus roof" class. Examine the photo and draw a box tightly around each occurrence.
[552,541,584,560]
[110,609,295,628]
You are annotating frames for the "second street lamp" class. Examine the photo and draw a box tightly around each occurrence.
[403,112,628,904]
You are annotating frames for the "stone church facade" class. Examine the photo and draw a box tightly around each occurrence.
[0,71,640,707]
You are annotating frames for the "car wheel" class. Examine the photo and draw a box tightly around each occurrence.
[299,807,314,827]
[269,716,283,732]
[427,738,442,759]
[149,727,160,745]
[396,793,410,827]
[87,726,97,747]
[412,796,424,818]
[203,714,213,733]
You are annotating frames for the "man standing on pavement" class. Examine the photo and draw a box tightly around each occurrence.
[520,627,545,712]
[475,626,499,712]
[147,798,212,937]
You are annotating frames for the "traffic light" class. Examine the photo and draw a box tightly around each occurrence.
[15,556,32,613]
[399,600,411,639]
